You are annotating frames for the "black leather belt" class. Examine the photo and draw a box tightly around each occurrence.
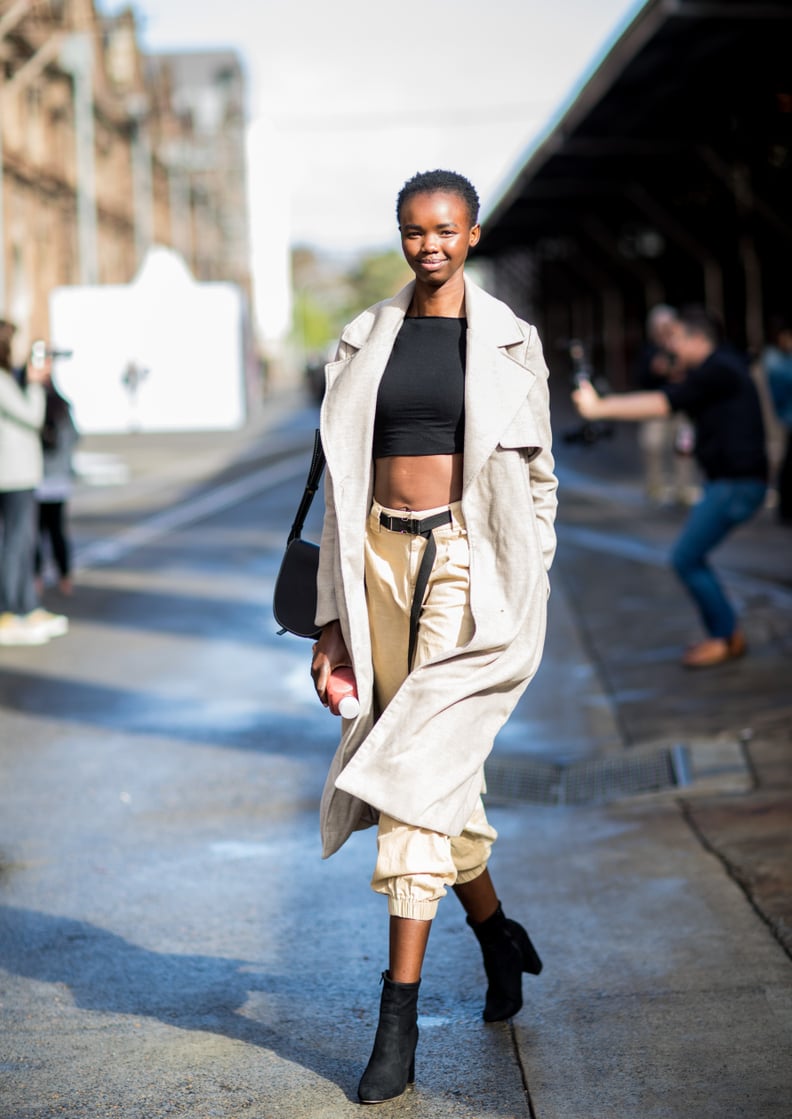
[378,508,453,672]
[378,510,453,536]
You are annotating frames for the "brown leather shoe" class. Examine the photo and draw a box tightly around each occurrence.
[682,631,747,668]
[727,630,747,658]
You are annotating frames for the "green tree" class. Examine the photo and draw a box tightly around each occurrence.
[343,250,410,320]
[290,245,411,360]
[292,290,335,355]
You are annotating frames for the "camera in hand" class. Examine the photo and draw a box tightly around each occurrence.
[564,339,615,447]
[30,340,74,368]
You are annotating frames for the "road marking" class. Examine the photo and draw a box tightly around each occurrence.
[74,452,310,570]
[560,524,792,607]
[556,463,645,507]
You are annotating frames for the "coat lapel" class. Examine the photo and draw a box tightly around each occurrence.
[321,285,411,516]
[462,277,536,491]
[322,276,538,502]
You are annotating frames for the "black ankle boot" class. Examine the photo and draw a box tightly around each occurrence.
[358,971,420,1104]
[468,902,543,1022]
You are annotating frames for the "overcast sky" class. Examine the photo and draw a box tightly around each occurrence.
[111,0,642,255]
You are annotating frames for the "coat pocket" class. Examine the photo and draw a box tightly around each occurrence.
[497,401,543,461]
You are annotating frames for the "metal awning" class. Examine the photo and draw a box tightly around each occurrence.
[476,0,792,378]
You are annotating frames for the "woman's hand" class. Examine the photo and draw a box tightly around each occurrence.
[25,363,50,385]
[311,620,351,707]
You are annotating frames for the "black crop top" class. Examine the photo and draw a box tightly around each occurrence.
[372,317,466,458]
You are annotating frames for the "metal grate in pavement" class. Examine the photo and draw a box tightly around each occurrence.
[484,744,692,806]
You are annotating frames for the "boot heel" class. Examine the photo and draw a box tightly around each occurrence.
[468,903,543,1022]
[517,926,543,976]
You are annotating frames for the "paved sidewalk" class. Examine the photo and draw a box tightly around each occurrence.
[487,407,792,1114]
[24,389,792,1117]
[551,392,792,962]
[69,389,313,519]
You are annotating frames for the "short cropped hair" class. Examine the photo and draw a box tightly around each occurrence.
[646,303,677,332]
[396,169,480,227]
[678,305,723,346]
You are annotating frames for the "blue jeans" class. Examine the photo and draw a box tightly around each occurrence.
[0,488,38,615]
[670,479,766,639]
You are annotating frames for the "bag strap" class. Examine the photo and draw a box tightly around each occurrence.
[287,428,326,544]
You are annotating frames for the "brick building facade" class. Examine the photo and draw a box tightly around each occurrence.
[0,0,250,355]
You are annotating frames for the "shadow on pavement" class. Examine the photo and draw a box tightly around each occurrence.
[0,904,360,1099]
[45,582,278,645]
[0,668,329,756]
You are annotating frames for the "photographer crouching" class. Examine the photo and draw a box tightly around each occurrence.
[572,306,768,669]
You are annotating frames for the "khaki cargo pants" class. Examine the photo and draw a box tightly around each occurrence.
[365,499,497,920]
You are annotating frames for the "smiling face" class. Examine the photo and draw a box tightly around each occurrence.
[398,191,480,291]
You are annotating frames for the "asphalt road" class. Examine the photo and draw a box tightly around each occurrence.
[1,394,790,1119]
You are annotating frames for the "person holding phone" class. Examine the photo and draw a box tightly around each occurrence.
[0,326,69,646]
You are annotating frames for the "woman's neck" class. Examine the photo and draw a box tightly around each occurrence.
[408,275,466,318]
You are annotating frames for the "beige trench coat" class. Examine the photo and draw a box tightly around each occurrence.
[316,277,557,858]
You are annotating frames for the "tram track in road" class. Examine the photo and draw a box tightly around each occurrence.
[556,461,792,609]
[69,418,319,574]
[73,450,311,571]
[72,437,792,611]
[558,521,792,611]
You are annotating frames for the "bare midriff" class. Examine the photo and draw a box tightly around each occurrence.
[373,452,463,511]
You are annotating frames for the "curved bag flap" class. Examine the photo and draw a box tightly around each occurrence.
[273,537,321,639]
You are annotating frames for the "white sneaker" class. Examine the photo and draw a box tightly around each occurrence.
[25,608,69,639]
[0,612,51,646]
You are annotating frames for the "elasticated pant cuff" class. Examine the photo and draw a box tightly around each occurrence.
[387,897,440,920]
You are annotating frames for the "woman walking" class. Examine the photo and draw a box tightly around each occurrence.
[310,170,557,1103]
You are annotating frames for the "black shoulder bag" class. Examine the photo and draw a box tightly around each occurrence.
[272,429,326,639]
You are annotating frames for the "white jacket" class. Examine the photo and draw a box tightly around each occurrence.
[0,369,45,492]
[316,278,557,857]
